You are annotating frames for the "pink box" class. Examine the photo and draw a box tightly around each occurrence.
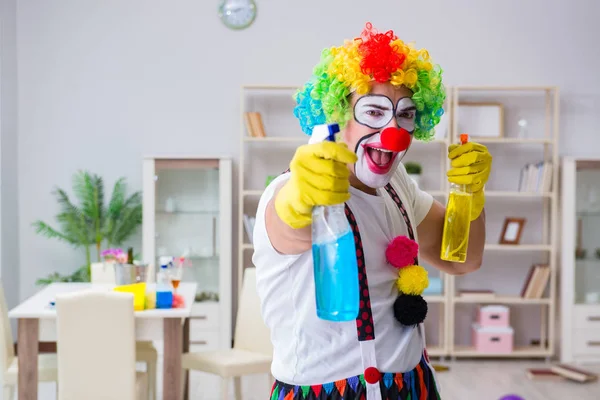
[477,305,510,327]
[472,323,514,353]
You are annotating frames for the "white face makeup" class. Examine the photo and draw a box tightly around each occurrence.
[353,95,417,132]
[352,94,416,188]
[354,132,406,188]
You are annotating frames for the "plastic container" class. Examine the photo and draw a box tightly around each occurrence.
[311,123,359,322]
[440,133,473,263]
[477,305,510,327]
[156,258,173,309]
[113,282,147,311]
[472,323,514,353]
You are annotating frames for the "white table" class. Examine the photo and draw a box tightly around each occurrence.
[8,282,197,400]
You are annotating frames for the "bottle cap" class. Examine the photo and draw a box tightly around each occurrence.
[460,133,469,145]
[309,123,340,144]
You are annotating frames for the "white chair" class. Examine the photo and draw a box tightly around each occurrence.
[91,262,158,400]
[181,267,273,400]
[55,290,147,400]
[0,282,58,400]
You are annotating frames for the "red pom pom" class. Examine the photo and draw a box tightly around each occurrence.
[386,235,418,269]
[358,22,406,83]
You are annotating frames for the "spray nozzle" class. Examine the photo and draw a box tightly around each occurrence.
[460,133,469,145]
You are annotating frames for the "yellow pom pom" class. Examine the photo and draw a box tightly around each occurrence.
[396,265,429,295]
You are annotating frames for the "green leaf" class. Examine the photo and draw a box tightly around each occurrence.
[34,171,143,284]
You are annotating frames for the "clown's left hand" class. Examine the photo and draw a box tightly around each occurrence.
[446,141,492,221]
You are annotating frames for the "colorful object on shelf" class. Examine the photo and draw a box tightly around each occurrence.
[156,259,173,309]
[473,304,514,353]
[293,22,445,142]
[386,235,418,269]
[477,305,509,327]
[145,291,156,310]
[386,235,428,325]
[172,293,185,308]
[472,324,514,354]
[113,282,146,311]
[101,248,127,263]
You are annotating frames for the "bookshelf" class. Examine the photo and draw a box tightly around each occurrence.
[238,84,560,360]
[448,86,559,360]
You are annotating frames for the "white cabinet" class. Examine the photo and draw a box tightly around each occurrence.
[560,157,600,363]
[142,157,233,349]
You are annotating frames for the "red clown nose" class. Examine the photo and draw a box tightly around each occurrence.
[380,127,411,152]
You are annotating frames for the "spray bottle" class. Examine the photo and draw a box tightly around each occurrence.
[310,123,359,322]
[440,133,473,263]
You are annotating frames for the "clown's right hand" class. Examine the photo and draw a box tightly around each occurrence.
[274,141,358,229]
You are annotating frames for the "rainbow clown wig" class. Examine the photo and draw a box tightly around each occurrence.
[293,22,446,141]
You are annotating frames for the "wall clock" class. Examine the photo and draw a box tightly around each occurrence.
[218,0,257,30]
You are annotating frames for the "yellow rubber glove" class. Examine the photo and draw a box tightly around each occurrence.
[275,141,358,229]
[446,141,492,221]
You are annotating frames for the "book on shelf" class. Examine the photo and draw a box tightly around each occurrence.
[243,214,256,243]
[550,364,598,383]
[526,368,565,381]
[518,161,553,193]
[520,264,550,299]
[244,112,266,137]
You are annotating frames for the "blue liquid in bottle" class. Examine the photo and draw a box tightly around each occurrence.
[156,263,173,309]
[312,229,359,321]
[310,122,360,322]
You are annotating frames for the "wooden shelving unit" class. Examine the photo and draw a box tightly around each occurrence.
[238,84,560,360]
[447,85,559,360]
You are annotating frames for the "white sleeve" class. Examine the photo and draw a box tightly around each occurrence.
[397,163,434,226]
[251,173,304,271]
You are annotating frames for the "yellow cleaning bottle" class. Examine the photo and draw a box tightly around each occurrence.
[440,133,473,263]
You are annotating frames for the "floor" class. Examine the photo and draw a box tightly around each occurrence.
[433,360,600,400]
[16,360,600,400]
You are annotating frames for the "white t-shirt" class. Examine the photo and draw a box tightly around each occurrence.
[252,162,434,386]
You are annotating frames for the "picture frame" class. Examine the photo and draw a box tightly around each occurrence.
[499,217,526,244]
[457,102,504,138]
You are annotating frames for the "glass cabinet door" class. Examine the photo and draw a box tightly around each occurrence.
[152,159,221,300]
[574,162,600,304]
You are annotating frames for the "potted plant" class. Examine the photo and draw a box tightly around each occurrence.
[33,170,143,285]
[404,161,423,187]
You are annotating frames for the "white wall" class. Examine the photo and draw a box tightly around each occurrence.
[1,0,20,315]
[14,0,600,322]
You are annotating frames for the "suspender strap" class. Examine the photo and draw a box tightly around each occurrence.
[384,183,418,265]
[344,204,375,341]
[342,183,417,341]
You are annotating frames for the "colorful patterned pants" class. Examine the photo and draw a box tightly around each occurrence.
[270,356,440,400]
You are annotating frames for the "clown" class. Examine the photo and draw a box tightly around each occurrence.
[252,22,492,400]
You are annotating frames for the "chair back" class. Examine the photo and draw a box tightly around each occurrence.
[0,282,15,370]
[56,290,137,400]
[233,268,273,356]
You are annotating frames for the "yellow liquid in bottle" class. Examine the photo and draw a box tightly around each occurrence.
[440,189,472,263]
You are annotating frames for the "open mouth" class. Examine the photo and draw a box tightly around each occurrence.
[362,143,398,174]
